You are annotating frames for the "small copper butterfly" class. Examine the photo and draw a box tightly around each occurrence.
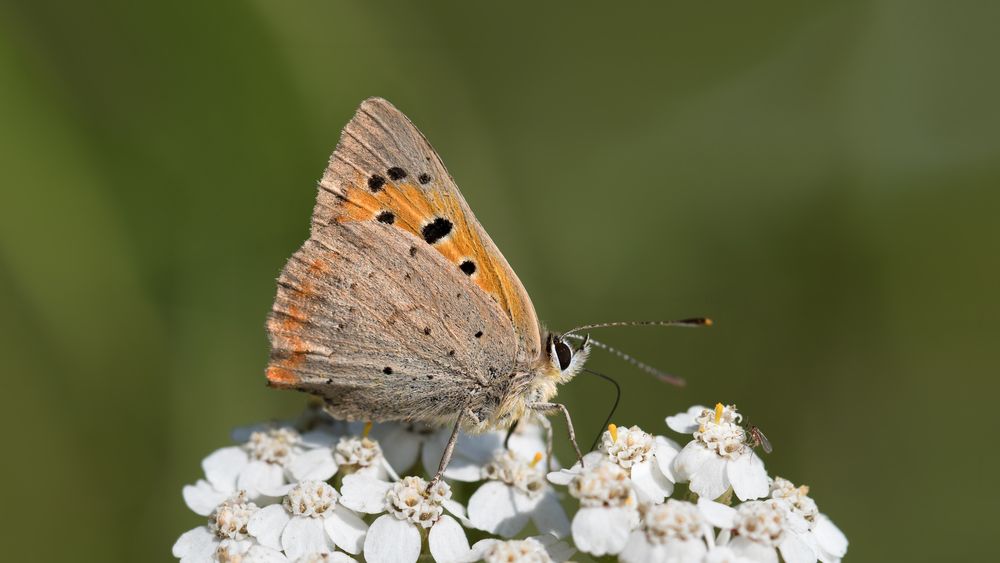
[265,98,709,484]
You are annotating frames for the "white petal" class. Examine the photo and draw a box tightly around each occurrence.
[299,428,339,449]
[288,448,338,482]
[464,539,499,563]
[729,536,779,563]
[467,481,527,538]
[422,430,503,482]
[429,515,471,563]
[727,452,769,501]
[814,514,848,560]
[172,526,217,560]
[630,460,673,503]
[442,499,472,527]
[666,405,706,434]
[671,441,713,482]
[780,533,819,563]
[323,553,357,563]
[371,424,423,474]
[364,515,421,563]
[202,446,248,493]
[183,480,229,516]
[281,517,333,561]
[247,504,291,550]
[238,460,286,499]
[618,530,656,563]
[571,507,633,556]
[530,491,571,539]
[506,429,550,466]
[662,539,709,562]
[243,544,289,563]
[546,451,602,485]
[339,473,392,514]
[698,498,738,529]
[653,435,681,482]
[689,455,730,500]
[533,533,576,562]
[324,508,368,554]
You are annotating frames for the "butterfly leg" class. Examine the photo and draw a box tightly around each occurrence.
[503,418,520,449]
[427,405,469,490]
[533,412,555,471]
[529,402,584,468]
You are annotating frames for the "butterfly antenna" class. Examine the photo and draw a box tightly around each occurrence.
[582,368,621,452]
[561,318,712,340]
[564,333,686,387]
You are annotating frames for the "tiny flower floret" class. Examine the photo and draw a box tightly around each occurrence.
[640,499,704,544]
[385,475,451,528]
[283,480,339,518]
[568,459,634,508]
[481,450,546,498]
[601,424,655,469]
[481,537,553,563]
[734,500,786,547]
[770,476,818,524]
[694,403,748,459]
[246,427,300,464]
[209,492,259,540]
[334,435,382,469]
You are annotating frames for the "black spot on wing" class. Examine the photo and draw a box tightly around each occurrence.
[459,260,476,275]
[387,166,407,180]
[422,217,453,244]
[418,173,431,185]
[368,175,385,192]
[383,367,393,374]
[376,211,395,224]
[475,331,483,338]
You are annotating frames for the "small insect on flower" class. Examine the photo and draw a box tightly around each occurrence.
[748,424,773,454]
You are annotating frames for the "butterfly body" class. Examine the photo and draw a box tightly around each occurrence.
[266,98,588,437]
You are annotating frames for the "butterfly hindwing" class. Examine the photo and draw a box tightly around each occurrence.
[267,220,518,425]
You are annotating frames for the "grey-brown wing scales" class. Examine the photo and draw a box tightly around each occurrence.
[311,97,544,365]
[266,219,519,426]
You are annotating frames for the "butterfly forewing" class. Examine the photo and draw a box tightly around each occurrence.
[267,98,542,426]
[314,98,542,362]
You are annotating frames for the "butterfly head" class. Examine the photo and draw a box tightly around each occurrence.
[544,332,591,384]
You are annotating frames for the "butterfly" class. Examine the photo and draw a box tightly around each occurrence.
[265,98,708,484]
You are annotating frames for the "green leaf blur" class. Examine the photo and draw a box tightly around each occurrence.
[0,2,995,561]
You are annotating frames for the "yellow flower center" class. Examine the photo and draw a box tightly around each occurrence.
[608,423,619,443]
[530,451,544,468]
[714,403,724,424]
[362,421,373,438]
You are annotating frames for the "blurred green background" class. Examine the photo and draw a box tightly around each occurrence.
[1,1,996,561]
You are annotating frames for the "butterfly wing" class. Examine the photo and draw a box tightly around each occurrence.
[266,98,542,426]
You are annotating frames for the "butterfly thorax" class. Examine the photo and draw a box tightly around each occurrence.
[489,332,590,429]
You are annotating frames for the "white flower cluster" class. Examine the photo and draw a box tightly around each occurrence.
[174,403,847,563]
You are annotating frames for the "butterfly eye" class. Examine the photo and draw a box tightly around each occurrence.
[554,340,573,371]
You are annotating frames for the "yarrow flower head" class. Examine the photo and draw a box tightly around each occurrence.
[246,480,367,561]
[547,455,638,556]
[464,535,575,563]
[176,404,847,563]
[339,473,470,563]
[667,403,770,501]
[599,423,680,503]
[173,492,287,563]
[468,450,569,538]
[714,499,821,563]
[184,426,323,515]
[619,499,712,563]
[770,477,849,563]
